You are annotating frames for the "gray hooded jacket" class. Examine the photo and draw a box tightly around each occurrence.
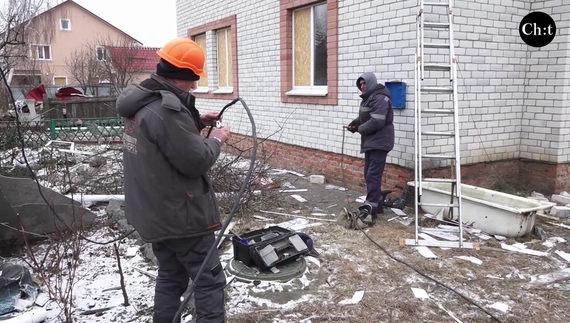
[352,72,395,153]
[116,74,223,243]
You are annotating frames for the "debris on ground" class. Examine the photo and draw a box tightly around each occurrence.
[1,144,570,322]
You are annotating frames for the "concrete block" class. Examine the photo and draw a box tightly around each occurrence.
[529,196,550,203]
[549,206,570,218]
[309,175,326,185]
[532,191,546,198]
[551,194,570,205]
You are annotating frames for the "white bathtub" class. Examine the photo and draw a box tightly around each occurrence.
[407,181,556,238]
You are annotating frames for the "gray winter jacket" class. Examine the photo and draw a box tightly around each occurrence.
[352,72,395,153]
[116,74,223,243]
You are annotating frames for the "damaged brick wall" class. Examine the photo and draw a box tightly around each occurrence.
[224,133,570,196]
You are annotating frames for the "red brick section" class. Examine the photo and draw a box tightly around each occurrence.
[519,159,570,194]
[555,163,570,193]
[280,0,339,105]
[222,132,570,196]
[187,15,239,100]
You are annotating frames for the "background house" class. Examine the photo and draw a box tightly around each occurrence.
[177,0,570,195]
[105,46,161,84]
[7,0,154,99]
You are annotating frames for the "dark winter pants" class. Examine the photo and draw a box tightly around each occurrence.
[151,234,226,323]
[364,149,389,217]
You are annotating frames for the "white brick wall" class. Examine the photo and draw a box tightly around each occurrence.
[521,0,570,163]
[176,0,570,170]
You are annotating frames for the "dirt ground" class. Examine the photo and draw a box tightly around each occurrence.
[225,172,570,323]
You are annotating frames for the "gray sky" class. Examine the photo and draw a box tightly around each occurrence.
[74,0,177,47]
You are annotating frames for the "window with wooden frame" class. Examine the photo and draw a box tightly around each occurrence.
[187,15,239,99]
[193,33,208,93]
[215,28,233,92]
[280,0,338,105]
[290,2,328,95]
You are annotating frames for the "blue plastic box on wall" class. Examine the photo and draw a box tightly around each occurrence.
[385,81,407,109]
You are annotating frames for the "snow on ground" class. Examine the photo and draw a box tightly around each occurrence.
[5,219,322,322]
[1,142,123,195]
[3,143,570,322]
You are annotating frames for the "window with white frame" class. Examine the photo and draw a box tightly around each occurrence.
[53,76,67,86]
[216,28,233,90]
[96,46,106,61]
[193,33,208,92]
[31,45,51,60]
[291,2,328,94]
[60,19,71,30]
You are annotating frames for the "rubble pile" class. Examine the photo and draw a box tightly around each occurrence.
[529,191,570,220]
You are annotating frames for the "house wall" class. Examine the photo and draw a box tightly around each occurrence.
[130,71,153,84]
[177,0,570,195]
[522,0,570,164]
[16,1,137,87]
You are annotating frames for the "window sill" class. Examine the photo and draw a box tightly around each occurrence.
[285,88,328,97]
[192,88,209,94]
[212,87,234,94]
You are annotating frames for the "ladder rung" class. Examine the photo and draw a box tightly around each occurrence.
[424,64,450,71]
[421,109,455,114]
[421,178,457,183]
[421,131,454,136]
[424,22,450,29]
[418,202,457,208]
[424,42,450,48]
[420,86,453,93]
[424,2,449,6]
[422,154,456,159]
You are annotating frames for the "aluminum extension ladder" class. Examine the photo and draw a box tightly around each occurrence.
[404,0,477,250]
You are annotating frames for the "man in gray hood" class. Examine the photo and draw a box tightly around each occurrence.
[116,38,229,323]
[347,72,395,225]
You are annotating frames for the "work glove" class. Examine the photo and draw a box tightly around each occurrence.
[347,120,358,134]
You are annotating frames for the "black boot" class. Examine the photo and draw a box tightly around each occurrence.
[371,207,378,222]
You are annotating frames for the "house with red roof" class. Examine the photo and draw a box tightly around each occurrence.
[104,46,161,85]
[7,0,152,91]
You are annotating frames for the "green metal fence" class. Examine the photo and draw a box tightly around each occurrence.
[0,120,51,150]
[0,117,124,150]
[48,117,124,142]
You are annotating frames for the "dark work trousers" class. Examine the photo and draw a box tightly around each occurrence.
[151,233,226,323]
[364,149,389,216]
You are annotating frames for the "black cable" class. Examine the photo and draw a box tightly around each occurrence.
[205,98,240,138]
[172,97,257,323]
[338,127,502,323]
[0,67,135,245]
[358,226,503,322]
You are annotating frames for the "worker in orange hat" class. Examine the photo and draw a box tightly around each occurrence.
[116,37,228,323]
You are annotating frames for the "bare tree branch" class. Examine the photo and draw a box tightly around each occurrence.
[1,0,63,75]
[63,33,143,95]
[65,44,106,95]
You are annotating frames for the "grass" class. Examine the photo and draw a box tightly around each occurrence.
[222,207,570,323]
